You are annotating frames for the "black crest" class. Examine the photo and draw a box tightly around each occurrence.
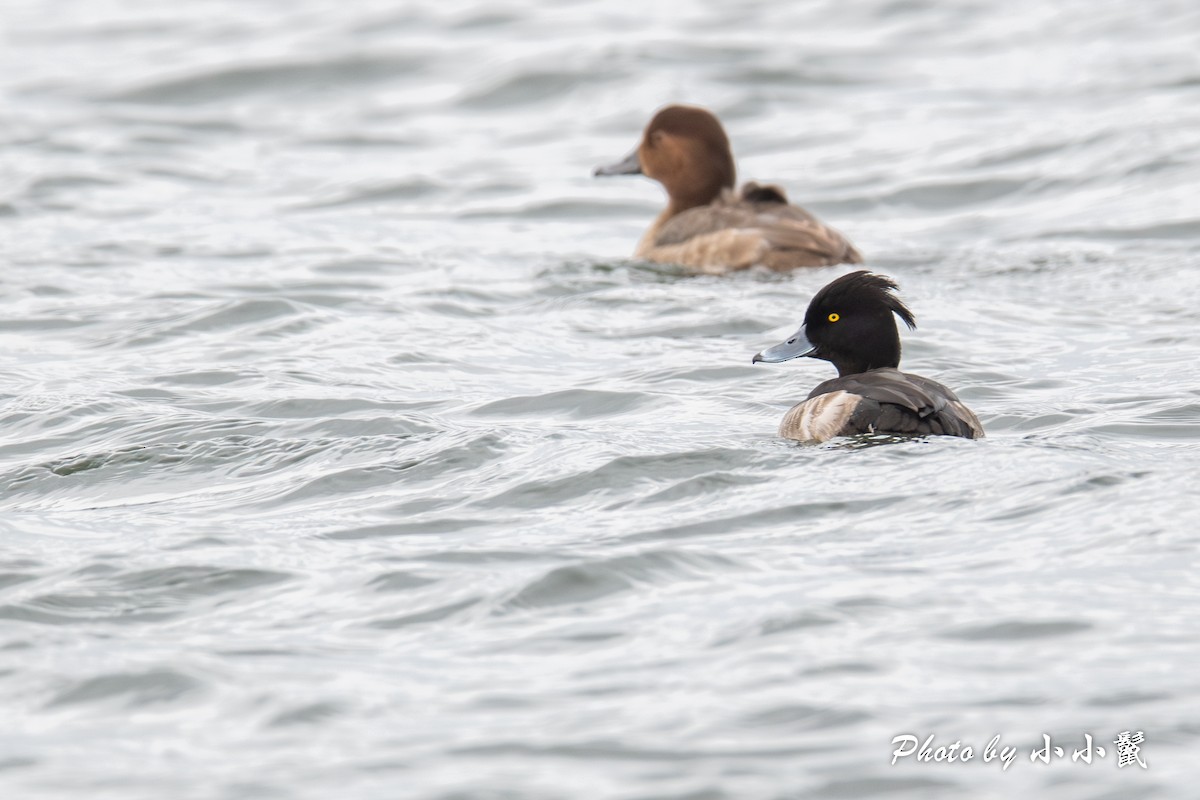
[805,271,916,331]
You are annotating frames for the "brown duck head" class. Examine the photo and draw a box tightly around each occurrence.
[595,104,736,214]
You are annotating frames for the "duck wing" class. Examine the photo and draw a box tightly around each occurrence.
[783,369,983,440]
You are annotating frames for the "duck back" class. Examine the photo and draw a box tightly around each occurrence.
[639,188,862,272]
[780,367,983,442]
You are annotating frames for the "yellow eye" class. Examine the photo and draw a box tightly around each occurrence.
[827,313,840,323]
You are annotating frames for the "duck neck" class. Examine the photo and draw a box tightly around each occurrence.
[665,181,728,217]
[831,325,901,376]
[834,356,895,377]
[663,146,735,217]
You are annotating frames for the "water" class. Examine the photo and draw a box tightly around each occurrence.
[2,1,1199,797]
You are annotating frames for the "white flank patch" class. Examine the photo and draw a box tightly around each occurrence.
[779,390,861,442]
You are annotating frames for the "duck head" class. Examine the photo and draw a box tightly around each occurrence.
[753,271,918,376]
[595,104,736,213]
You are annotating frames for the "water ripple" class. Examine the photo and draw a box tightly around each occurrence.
[104,55,427,105]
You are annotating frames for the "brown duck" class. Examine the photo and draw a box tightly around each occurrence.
[595,104,862,274]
